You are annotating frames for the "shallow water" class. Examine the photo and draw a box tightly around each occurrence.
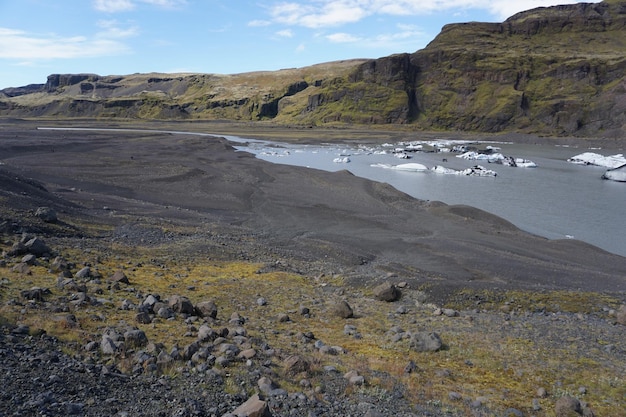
[230,136,626,258]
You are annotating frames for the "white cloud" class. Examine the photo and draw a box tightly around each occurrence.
[96,20,139,38]
[93,0,135,13]
[276,29,294,38]
[0,27,131,60]
[93,0,186,13]
[266,0,599,28]
[326,32,361,43]
[295,43,306,52]
[248,19,272,27]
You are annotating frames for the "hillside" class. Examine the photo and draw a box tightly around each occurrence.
[1,0,625,137]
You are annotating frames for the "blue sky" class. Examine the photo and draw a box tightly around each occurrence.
[0,0,599,89]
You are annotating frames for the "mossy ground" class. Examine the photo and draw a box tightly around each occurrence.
[2,236,624,416]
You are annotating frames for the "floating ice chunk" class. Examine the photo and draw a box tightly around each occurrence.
[430,165,458,175]
[456,151,503,161]
[394,152,411,159]
[602,164,626,182]
[333,157,350,163]
[459,165,498,177]
[567,152,626,168]
[371,163,428,172]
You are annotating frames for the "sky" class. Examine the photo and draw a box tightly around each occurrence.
[0,0,600,89]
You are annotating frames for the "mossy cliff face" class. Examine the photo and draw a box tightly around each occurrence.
[1,1,625,137]
[291,0,626,136]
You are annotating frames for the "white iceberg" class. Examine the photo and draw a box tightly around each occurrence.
[333,157,350,163]
[602,164,626,182]
[371,163,429,172]
[456,151,504,162]
[567,152,626,168]
[498,156,537,168]
[431,165,497,176]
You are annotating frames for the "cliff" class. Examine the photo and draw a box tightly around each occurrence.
[1,0,625,137]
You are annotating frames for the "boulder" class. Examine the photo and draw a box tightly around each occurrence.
[11,262,31,275]
[410,331,443,352]
[20,287,50,301]
[555,396,582,416]
[168,295,194,315]
[24,237,51,256]
[284,355,310,376]
[331,300,354,318]
[108,270,130,284]
[35,207,57,223]
[74,266,91,279]
[373,281,401,302]
[230,394,270,417]
[124,329,148,348]
[195,300,218,318]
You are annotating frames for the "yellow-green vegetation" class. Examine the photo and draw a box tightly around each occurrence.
[1,238,624,416]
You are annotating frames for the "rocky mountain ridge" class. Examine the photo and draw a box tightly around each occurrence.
[1,0,625,137]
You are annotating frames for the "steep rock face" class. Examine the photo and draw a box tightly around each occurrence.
[298,0,626,136]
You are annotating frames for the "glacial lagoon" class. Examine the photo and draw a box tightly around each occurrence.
[231,137,626,258]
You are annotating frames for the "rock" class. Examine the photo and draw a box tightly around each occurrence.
[373,281,400,302]
[448,391,462,401]
[555,396,582,416]
[101,335,122,355]
[238,348,256,360]
[257,376,277,394]
[537,387,548,398]
[195,300,218,318]
[197,324,217,342]
[168,295,194,315]
[124,329,148,348]
[157,306,175,319]
[135,312,152,324]
[502,408,524,417]
[74,266,91,279]
[24,237,51,256]
[615,304,626,326]
[230,394,270,417]
[409,331,443,352]
[21,254,37,265]
[35,207,57,223]
[20,287,50,301]
[256,297,267,306]
[443,308,459,317]
[284,355,310,376]
[331,300,353,318]
[50,256,70,272]
[11,262,31,275]
[109,270,130,284]
[277,313,290,322]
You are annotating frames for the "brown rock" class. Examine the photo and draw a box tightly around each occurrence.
[373,281,400,302]
[168,295,194,315]
[555,396,582,416]
[109,270,130,284]
[284,354,310,376]
[230,394,271,417]
[331,300,353,318]
[195,300,218,318]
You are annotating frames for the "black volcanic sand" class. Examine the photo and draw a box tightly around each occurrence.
[1,119,625,302]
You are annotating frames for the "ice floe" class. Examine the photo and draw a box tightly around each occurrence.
[333,157,350,163]
[371,163,429,172]
[602,164,626,182]
[567,152,626,168]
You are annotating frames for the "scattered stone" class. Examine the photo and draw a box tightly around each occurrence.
[443,308,459,317]
[410,331,443,352]
[555,396,581,416]
[74,266,91,279]
[257,297,267,306]
[331,300,353,318]
[21,253,37,265]
[448,391,462,401]
[299,305,310,316]
[24,237,51,256]
[101,335,123,355]
[537,387,548,398]
[168,295,194,315]
[135,312,152,324]
[284,355,310,376]
[257,376,277,394]
[197,325,217,342]
[35,207,57,223]
[229,394,270,417]
[344,370,364,385]
[373,281,400,302]
[109,270,130,284]
[277,313,290,322]
[502,408,524,417]
[124,329,148,348]
[11,262,31,275]
[195,300,218,319]
[20,287,51,302]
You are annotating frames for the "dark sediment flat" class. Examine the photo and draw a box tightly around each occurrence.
[1,120,625,301]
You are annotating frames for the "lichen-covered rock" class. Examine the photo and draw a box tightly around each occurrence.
[409,331,443,352]
[331,300,353,318]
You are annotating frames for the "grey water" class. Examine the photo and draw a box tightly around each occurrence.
[229,136,626,258]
